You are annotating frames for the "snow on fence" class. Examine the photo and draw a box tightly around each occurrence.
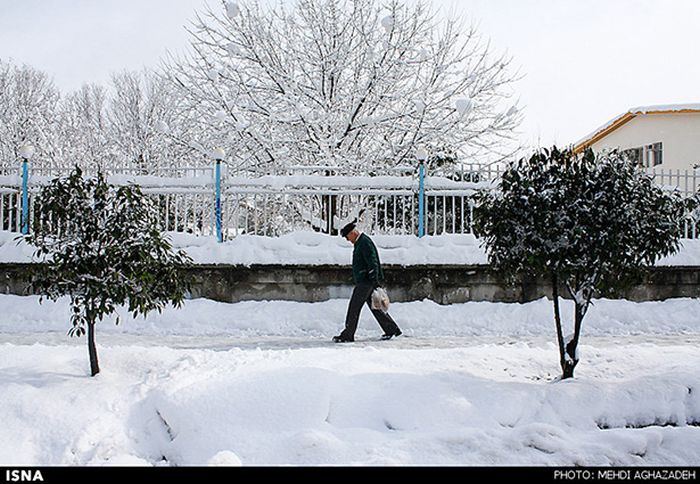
[223,173,491,237]
[0,165,698,240]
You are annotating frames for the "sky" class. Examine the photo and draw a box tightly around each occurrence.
[0,0,698,148]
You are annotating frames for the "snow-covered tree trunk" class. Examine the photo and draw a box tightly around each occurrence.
[562,281,594,379]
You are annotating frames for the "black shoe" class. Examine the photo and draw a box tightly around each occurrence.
[333,335,354,343]
[380,329,402,341]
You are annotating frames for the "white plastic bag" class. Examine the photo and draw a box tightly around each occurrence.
[371,287,390,312]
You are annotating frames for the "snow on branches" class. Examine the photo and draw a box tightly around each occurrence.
[0,60,61,168]
[473,146,696,379]
[25,167,192,376]
[164,0,522,175]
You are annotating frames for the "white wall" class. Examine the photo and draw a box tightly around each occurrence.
[591,113,700,170]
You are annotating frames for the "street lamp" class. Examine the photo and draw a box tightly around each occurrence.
[155,121,169,134]
[416,147,428,164]
[18,144,34,235]
[211,147,226,161]
[381,15,394,33]
[211,148,226,243]
[454,97,473,117]
[416,147,428,239]
[413,99,426,114]
[226,1,241,19]
[208,67,221,83]
[19,144,35,160]
[213,110,227,123]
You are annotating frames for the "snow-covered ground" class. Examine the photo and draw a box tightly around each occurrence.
[1,229,699,466]
[1,294,699,466]
[2,230,700,266]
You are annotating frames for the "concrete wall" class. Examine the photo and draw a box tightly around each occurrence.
[591,113,700,171]
[2,263,699,304]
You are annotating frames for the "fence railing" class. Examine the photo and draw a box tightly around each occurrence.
[221,174,490,237]
[646,168,700,197]
[1,164,698,240]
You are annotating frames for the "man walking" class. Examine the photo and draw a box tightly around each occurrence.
[333,222,402,343]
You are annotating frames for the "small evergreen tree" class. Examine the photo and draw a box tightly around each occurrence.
[473,146,695,379]
[26,167,192,376]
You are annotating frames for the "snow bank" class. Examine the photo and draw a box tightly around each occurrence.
[1,294,699,339]
[169,231,489,266]
[2,230,699,266]
[0,231,34,263]
[0,341,698,466]
[657,239,700,266]
[1,290,699,466]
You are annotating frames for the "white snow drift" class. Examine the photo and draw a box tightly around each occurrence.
[1,230,699,266]
[0,294,699,466]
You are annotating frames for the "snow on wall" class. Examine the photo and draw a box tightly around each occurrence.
[0,230,698,266]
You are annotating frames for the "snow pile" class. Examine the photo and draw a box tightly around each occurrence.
[0,340,698,466]
[1,292,699,466]
[1,294,700,339]
[1,230,699,266]
[657,239,700,266]
[170,231,489,266]
[0,232,34,263]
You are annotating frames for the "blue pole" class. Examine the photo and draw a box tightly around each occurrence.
[21,159,29,235]
[215,159,222,243]
[418,161,425,238]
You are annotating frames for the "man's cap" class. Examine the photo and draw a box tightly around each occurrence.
[340,221,356,238]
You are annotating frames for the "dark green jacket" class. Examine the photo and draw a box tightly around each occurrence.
[352,233,384,285]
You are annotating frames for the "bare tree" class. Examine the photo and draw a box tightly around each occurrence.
[164,0,523,175]
[0,59,61,171]
[56,84,112,172]
[110,70,203,172]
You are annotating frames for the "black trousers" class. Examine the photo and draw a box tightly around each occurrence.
[341,282,401,338]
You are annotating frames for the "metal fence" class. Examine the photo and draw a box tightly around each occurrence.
[1,163,698,239]
[222,176,487,238]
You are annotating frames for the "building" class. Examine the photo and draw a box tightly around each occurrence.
[574,103,700,171]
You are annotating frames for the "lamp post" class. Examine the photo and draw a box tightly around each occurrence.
[18,144,34,235]
[454,97,473,117]
[381,15,394,33]
[416,146,428,238]
[211,147,226,243]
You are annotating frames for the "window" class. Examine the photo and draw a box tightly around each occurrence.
[647,142,663,167]
[622,142,663,168]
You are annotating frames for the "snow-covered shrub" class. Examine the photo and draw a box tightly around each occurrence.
[473,146,696,379]
[25,167,192,376]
